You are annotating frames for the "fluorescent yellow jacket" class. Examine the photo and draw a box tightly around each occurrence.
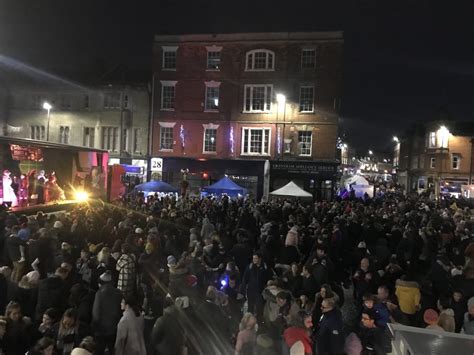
[395,279,420,315]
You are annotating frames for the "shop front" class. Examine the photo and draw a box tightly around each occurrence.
[270,160,338,201]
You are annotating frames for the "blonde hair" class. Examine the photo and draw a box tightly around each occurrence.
[239,312,256,331]
[97,247,111,263]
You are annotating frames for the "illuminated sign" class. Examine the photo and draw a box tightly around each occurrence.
[150,157,163,172]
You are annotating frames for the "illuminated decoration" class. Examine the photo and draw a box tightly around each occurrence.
[10,144,44,161]
[336,137,343,149]
[229,126,235,154]
[179,125,185,148]
[277,127,282,154]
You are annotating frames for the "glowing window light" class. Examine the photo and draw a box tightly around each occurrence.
[229,126,234,154]
[179,124,185,147]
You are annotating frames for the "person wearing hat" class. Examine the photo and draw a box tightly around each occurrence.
[92,271,123,355]
[462,297,474,335]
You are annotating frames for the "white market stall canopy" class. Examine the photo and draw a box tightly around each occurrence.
[270,181,313,198]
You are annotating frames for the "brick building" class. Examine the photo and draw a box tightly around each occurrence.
[395,121,474,197]
[152,32,343,198]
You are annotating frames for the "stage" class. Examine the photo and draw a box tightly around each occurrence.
[9,200,81,215]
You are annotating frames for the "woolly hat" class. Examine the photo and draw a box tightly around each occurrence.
[17,228,30,241]
[290,341,305,355]
[99,271,112,283]
[71,348,92,355]
[468,297,474,309]
[167,255,177,267]
[53,221,63,229]
[186,274,198,287]
[135,227,144,234]
[423,309,439,325]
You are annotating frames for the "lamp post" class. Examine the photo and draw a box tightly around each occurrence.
[276,93,286,156]
[436,125,450,200]
[43,102,52,141]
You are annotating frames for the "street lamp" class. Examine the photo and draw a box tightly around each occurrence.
[435,125,450,199]
[368,150,373,155]
[393,136,399,143]
[43,102,52,141]
[276,93,286,105]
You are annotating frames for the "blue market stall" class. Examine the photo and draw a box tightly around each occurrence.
[134,180,179,194]
[201,176,247,197]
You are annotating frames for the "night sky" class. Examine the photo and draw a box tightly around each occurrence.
[1,0,473,152]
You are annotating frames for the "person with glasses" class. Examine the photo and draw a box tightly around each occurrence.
[316,298,345,355]
[358,309,391,355]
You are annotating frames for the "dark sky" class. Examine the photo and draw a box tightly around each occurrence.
[1,0,473,152]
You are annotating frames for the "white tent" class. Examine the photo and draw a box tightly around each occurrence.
[270,181,313,198]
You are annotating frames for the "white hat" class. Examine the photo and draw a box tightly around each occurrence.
[290,341,305,355]
[54,221,63,229]
[99,271,112,283]
[357,241,366,249]
[135,227,144,234]
[71,348,92,355]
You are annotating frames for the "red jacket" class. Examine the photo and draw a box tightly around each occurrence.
[283,327,313,354]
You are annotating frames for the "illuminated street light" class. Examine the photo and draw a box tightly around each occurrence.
[43,102,52,141]
[276,93,286,105]
[342,143,348,149]
[368,150,373,155]
[393,136,399,143]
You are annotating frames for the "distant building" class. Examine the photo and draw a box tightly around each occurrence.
[0,72,150,183]
[152,31,343,199]
[395,121,474,197]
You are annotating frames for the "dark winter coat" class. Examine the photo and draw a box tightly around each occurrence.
[151,306,184,355]
[317,308,345,355]
[35,276,66,320]
[92,283,123,336]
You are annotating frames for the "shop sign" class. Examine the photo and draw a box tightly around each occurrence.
[150,157,163,172]
[271,161,336,175]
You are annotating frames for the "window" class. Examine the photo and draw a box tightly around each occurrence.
[133,128,141,153]
[104,93,121,109]
[207,51,221,70]
[245,50,274,71]
[161,81,177,110]
[122,129,129,152]
[60,95,71,110]
[428,132,436,148]
[241,128,271,155]
[243,85,272,112]
[123,95,129,109]
[411,156,419,169]
[83,127,95,148]
[162,46,178,70]
[101,127,119,151]
[205,82,220,111]
[160,127,173,150]
[203,128,217,153]
[84,95,90,109]
[299,86,315,112]
[301,49,316,69]
[30,125,45,140]
[452,155,460,169]
[298,131,312,156]
[59,126,70,144]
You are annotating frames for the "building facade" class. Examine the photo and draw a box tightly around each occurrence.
[1,77,150,183]
[152,32,343,198]
[395,121,474,197]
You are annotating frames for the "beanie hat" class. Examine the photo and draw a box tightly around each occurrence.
[423,309,439,325]
[358,241,367,249]
[135,227,144,234]
[18,228,30,241]
[468,297,474,309]
[71,348,92,355]
[99,271,112,283]
[167,255,177,267]
[290,341,305,355]
[54,221,63,229]
[61,242,72,251]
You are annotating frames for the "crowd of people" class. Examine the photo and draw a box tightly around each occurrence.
[0,189,473,355]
